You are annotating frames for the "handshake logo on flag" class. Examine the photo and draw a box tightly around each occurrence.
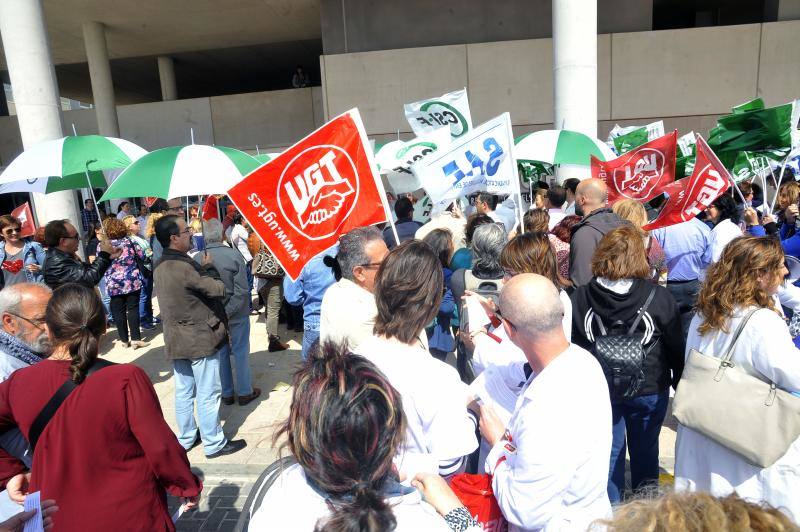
[279,147,357,239]
[614,149,665,198]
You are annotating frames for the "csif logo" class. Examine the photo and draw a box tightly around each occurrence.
[277,145,359,240]
[417,101,469,138]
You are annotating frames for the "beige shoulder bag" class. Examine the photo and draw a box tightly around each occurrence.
[672,308,800,468]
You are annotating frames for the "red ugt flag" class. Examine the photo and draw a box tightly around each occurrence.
[11,202,35,238]
[228,109,388,281]
[642,134,731,232]
[591,130,678,204]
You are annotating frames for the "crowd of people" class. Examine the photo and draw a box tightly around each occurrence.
[0,170,799,530]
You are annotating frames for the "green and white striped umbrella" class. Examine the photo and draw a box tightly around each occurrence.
[0,135,147,193]
[100,145,260,201]
[514,129,616,167]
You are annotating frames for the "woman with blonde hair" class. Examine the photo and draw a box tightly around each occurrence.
[123,215,156,330]
[675,236,800,521]
[571,224,684,503]
[612,199,666,283]
[777,181,800,239]
[599,491,799,531]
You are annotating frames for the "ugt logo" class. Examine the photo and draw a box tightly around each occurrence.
[277,145,359,240]
[681,165,727,221]
[613,148,665,200]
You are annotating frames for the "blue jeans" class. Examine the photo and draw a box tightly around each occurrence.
[302,322,320,359]
[139,275,154,323]
[173,350,227,456]
[245,261,254,311]
[218,316,253,398]
[608,390,669,503]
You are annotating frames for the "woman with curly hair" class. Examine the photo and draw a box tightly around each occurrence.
[599,491,799,531]
[675,236,800,522]
[99,217,149,349]
[249,341,480,531]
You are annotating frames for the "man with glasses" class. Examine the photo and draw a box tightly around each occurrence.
[0,283,53,503]
[154,215,246,459]
[320,226,388,351]
[42,220,118,290]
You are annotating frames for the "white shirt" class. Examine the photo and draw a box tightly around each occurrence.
[486,344,612,532]
[136,215,148,238]
[415,213,467,249]
[675,307,800,522]
[319,278,376,351]
[249,463,452,531]
[708,218,742,263]
[228,224,252,262]
[547,208,566,231]
[356,336,478,478]
[564,201,576,215]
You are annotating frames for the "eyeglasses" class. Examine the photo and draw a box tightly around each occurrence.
[132,221,140,224]
[2,228,21,235]
[494,307,517,331]
[62,234,81,241]
[359,262,382,269]
[6,312,46,330]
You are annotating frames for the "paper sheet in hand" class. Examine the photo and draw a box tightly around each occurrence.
[23,491,44,532]
[172,503,188,523]
[464,295,490,334]
[469,364,525,426]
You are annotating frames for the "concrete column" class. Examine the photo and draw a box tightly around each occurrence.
[157,56,178,101]
[553,0,597,181]
[82,21,120,137]
[0,0,83,239]
[778,0,800,20]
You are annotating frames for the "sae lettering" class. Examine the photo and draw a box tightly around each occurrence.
[441,136,504,185]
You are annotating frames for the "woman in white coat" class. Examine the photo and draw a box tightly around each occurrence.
[356,240,479,479]
[249,341,480,531]
[675,236,800,522]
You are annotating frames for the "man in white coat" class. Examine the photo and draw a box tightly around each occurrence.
[478,274,612,531]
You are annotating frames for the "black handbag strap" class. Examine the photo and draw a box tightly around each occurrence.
[28,358,116,451]
[591,286,657,338]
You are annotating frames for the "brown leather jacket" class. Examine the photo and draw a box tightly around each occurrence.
[154,248,228,360]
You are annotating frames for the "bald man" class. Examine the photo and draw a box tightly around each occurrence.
[568,178,624,286]
[479,274,611,530]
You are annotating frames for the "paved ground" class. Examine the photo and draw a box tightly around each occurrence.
[101,302,679,530]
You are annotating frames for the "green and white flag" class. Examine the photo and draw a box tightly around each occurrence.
[404,88,473,139]
[607,121,665,155]
[676,131,697,178]
[374,127,451,194]
[731,148,791,183]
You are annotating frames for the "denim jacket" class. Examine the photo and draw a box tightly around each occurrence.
[0,239,46,287]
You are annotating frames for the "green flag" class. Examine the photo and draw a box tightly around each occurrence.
[730,148,790,183]
[609,120,665,155]
[517,160,553,183]
[708,100,799,167]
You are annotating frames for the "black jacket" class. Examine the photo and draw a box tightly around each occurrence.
[42,248,112,290]
[568,208,625,287]
[570,278,685,396]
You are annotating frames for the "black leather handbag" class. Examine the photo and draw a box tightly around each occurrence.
[591,287,657,400]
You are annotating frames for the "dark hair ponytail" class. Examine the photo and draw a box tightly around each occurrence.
[45,283,107,383]
[320,486,396,532]
[276,341,405,532]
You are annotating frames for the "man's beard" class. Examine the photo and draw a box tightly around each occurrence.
[18,332,51,355]
[575,202,584,217]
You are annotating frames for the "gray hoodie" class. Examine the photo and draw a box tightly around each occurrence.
[568,208,625,287]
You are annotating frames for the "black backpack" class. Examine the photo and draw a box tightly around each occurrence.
[590,287,657,400]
